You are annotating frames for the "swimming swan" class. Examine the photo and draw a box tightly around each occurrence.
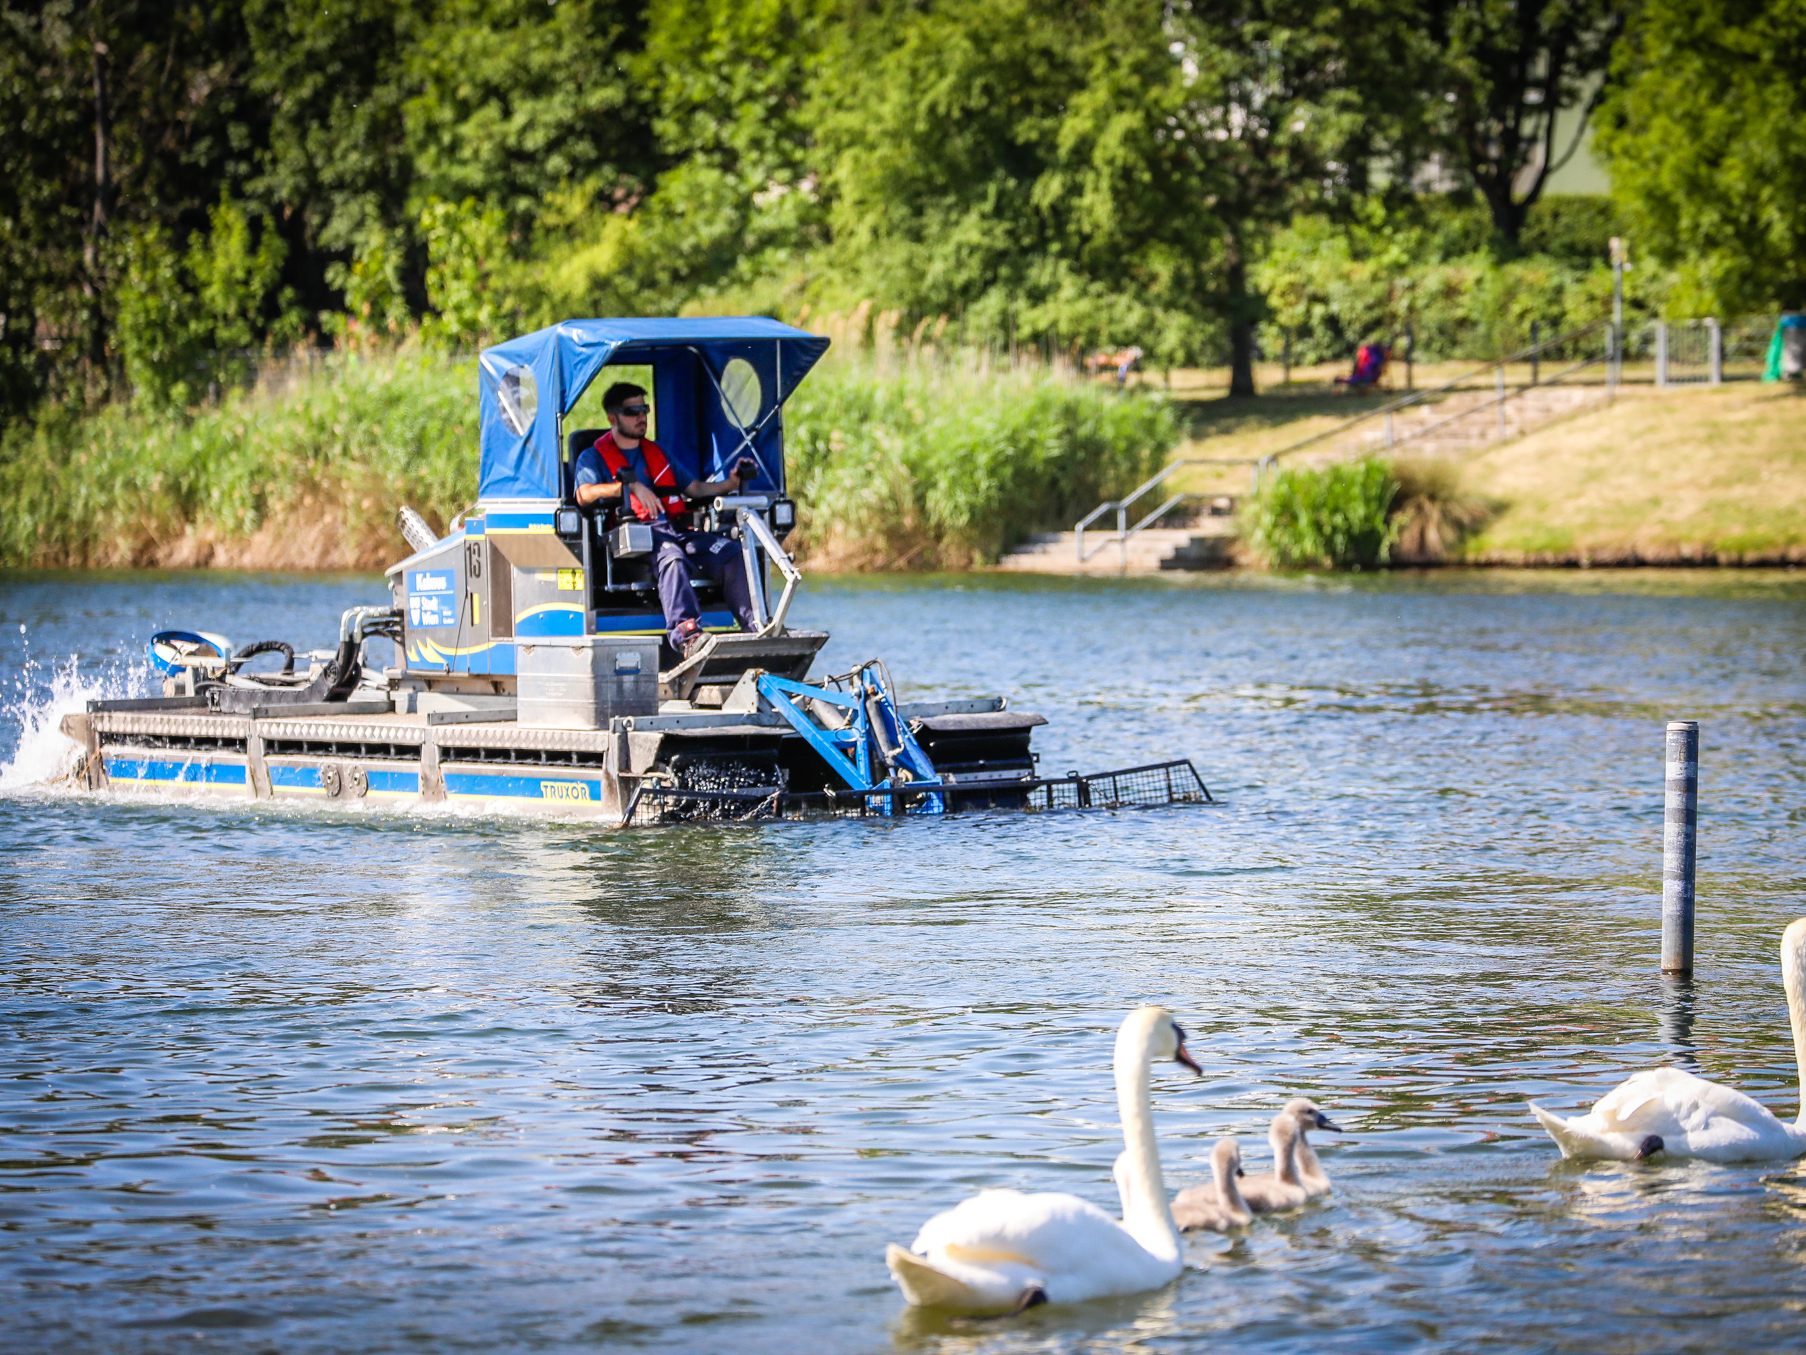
[1528,917,1806,1162]
[1281,1098,1341,1199]
[1168,1138,1252,1233]
[1231,1109,1309,1212]
[885,1006,1202,1314]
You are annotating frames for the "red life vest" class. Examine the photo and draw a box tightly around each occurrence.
[592,432,690,526]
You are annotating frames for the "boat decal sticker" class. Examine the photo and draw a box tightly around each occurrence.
[513,605,585,637]
[443,772,602,802]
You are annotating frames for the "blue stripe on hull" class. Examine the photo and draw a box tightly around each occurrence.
[443,771,604,805]
[268,764,325,793]
[105,756,247,787]
[366,769,421,796]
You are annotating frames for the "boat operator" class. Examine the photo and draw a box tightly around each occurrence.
[573,382,758,659]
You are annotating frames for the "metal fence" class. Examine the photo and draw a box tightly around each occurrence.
[1634,315,1773,387]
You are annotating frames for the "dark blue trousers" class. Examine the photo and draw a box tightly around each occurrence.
[650,523,756,649]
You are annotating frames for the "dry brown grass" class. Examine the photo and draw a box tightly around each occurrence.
[1459,384,1806,564]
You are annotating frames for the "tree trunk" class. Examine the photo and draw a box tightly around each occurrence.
[85,35,112,284]
[84,26,114,387]
[1481,182,1528,247]
[1226,237,1256,398]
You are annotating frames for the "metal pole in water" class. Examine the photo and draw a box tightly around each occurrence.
[1662,720,1699,976]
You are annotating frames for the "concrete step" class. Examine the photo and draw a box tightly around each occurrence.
[997,522,1238,574]
[1342,384,1609,456]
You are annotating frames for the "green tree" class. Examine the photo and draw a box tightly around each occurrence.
[814,0,1093,341]
[111,221,204,409]
[1594,0,1806,313]
[1161,0,1416,393]
[0,0,257,407]
[418,197,511,348]
[243,0,416,282]
[1410,0,1625,247]
[399,0,652,233]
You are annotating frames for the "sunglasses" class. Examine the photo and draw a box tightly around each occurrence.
[618,403,651,417]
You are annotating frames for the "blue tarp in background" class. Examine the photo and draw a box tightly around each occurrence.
[477,317,831,501]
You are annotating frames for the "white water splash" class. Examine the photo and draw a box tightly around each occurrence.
[0,627,153,790]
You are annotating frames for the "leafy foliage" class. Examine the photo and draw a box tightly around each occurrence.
[1244,458,1400,570]
[1257,195,1662,362]
[1594,0,1806,314]
[0,0,1794,435]
[0,348,1178,570]
[0,348,472,569]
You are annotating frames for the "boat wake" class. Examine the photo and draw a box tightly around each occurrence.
[0,632,152,791]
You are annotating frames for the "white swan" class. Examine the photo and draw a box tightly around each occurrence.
[885,1006,1202,1314]
[1168,1138,1252,1233]
[1528,917,1806,1162]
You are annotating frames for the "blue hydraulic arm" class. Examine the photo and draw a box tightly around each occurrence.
[755,663,944,815]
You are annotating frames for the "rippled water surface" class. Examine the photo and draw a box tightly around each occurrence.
[3,568,1806,1353]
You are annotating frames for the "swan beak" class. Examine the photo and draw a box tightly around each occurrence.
[1316,1113,1345,1133]
[1635,1134,1665,1161]
[1174,1042,1203,1076]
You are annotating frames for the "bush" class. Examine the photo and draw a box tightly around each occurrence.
[1244,457,1399,570]
[1255,195,1670,364]
[111,222,205,411]
[419,197,514,348]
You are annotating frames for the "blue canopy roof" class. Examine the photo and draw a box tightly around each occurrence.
[477,317,831,502]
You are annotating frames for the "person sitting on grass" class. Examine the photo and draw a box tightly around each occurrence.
[572,381,757,660]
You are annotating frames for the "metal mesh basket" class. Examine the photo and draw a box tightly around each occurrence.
[621,759,1211,826]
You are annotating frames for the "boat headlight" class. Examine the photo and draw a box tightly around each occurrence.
[771,497,796,538]
[555,506,582,537]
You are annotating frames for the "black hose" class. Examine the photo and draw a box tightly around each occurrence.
[231,639,296,674]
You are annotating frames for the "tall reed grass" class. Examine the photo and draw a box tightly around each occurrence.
[0,348,1178,570]
[785,360,1179,568]
[0,349,473,569]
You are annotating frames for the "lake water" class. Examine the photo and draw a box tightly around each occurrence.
[3,568,1805,1352]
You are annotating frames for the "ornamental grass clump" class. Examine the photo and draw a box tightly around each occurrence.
[1245,456,1401,571]
[1388,456,1495,564]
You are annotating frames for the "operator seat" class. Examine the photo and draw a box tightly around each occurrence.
[562,425,724,630]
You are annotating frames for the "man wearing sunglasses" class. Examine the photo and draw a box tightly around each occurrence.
[572,381,757,660]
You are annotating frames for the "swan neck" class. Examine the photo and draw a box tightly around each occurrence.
[1115,1028,1179,1263]
[1785,925,1806,1126]
[1215,1147,1249,1217]
[1270,1117,1301,1185]
[1294,1130,1325,1187]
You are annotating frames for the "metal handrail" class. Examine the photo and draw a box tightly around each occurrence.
[1070,317,1614,565]
[1362,352,1607,452]
[1076,456,1258,563]
[1262,318,1612,470]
